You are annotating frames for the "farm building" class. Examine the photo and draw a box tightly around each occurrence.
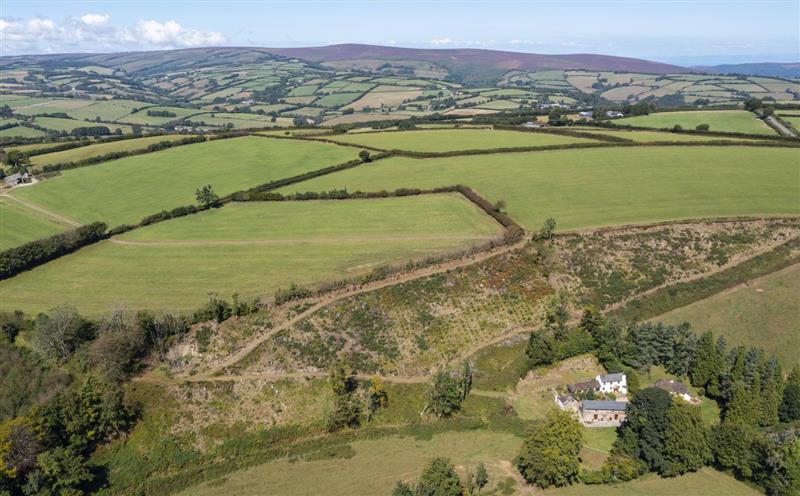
[554,393,580,413]
[3,172,30,187]
[655,379,693,402]
[578,111,593,118]
[606,110,624,118]
[580,400,628,427]
[596,373,627,395]
[568,379,599,394]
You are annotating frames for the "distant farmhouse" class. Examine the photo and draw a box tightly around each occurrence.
[605,110,625,118]
[578,111,593,119]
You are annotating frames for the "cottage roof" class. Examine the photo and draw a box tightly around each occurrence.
[655,379,689,395]
[568,379,599,393]
[599,373,625,383]
[582,400,627,412]
[558,395,575,404]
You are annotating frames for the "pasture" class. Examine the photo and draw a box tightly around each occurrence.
[177,430,522,496]
[571,128,758,143]
[322,129,599,152]
[543,468,760,495]
[0,195,503,314]
[615,110,775,135]
[278,145,800,231]
[659,263,800,366]
[0,197,67,250]
[32,116,135,134]
[28,134,187,166]
[11,136,356,227]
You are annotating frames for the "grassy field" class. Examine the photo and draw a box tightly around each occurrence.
[0,126,47,138]
[278,146,800,231]
[542,468,761,495]
[0,197,67,250]
[32,116,135,134]
[11,136,356,227]
[615,110,775,135]
[659,263,800,366]
[29,134,187,166]
[0,195,503,314]
[571,129,759,143]
[323,129,598,152]
[177,430,522,496]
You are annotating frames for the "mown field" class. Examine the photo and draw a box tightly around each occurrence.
[659,262,800,366]
[11,136,356,227]
[0,197,67,250]
[323,129,599,152]
[0,195,503,314]
[28,134,187,166]
[571,128,759,143]
[614,110,775,135]
[178,430,521,496]
[278,145,800,231]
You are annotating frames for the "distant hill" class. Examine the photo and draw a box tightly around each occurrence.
[701,62,800,78]
[1,44,688,84]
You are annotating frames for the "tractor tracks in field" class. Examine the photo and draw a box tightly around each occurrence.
[0,192,83,228]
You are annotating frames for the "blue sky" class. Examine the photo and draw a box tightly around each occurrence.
[2,1,798,64]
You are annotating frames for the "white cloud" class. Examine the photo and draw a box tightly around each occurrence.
[0,14,225,54]
[80,14,109,26]
[429,38,453,45]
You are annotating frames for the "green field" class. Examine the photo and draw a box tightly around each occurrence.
[615,110,775,135]
[178,430,522,496]
[0,195,503,314]
[0,126,47,138]
[0,197,67,250]
[29,134,187,166]
[11,136,356,227]
[543,468,761,495]
[32,116,134,134]
[323,129,599,152]
[278,146,800,231]
[572,129,759,143]
[659,263,800,366]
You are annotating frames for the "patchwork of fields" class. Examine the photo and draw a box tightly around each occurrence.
[28,134,187,166]
[279,145,800,230]
[10,136,356,226]
[0,195,503,313]
[614,110,776,134]
[322,128,599,152]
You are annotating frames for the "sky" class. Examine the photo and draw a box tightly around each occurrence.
[1,1,798,65]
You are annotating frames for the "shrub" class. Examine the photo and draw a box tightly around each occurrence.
[0,222,107,279]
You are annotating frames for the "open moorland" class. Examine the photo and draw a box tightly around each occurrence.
[278,145,800,230]
[0,194,502,313]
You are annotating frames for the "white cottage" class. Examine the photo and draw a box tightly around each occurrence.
[596,373,627,395]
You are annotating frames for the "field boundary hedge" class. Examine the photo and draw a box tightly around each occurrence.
[34,136,207,173]
[610,235,800,322]
[0,222,107,280]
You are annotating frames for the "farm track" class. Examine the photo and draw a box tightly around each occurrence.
[153,228,800,387]
[603,233,800,313]
[187,237,529,379]
[108,234,500,246]
[0,192,82,227]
